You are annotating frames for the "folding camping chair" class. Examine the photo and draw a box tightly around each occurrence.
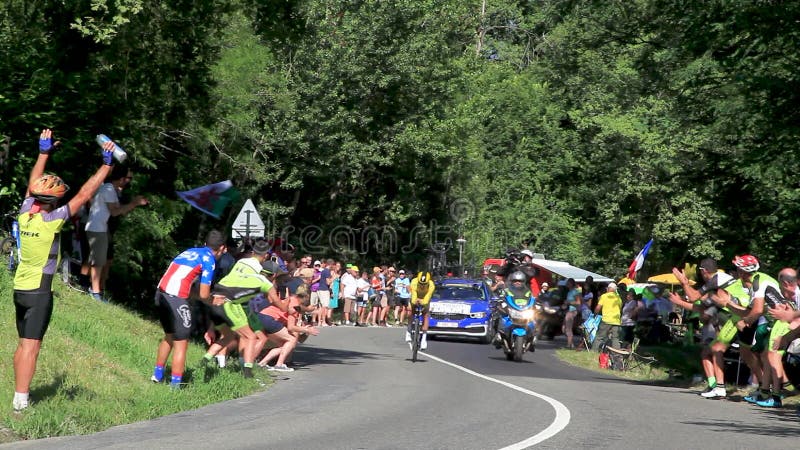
[604,337,658,372]
[581,313,602,351]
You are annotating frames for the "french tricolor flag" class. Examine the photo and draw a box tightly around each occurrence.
[627,238,654,280]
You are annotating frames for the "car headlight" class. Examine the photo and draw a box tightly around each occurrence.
[470,312,486,319]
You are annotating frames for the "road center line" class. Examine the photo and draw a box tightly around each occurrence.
[421,351,571,449]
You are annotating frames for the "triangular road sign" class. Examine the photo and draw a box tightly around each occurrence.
[231,198,265,238]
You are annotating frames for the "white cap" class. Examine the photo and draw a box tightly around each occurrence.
[313,260,321,266]
[541,282,549,288]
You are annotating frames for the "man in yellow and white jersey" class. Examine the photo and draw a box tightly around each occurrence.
[711,255,788,407]
[669,258,750,399]
[12,129,116,412]
[405,272,435,349]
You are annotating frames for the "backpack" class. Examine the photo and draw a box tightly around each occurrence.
[599,352,611,369]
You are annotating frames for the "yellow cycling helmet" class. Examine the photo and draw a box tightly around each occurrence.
[417,272,431,283]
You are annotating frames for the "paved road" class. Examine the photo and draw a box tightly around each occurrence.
[5,327,800,449]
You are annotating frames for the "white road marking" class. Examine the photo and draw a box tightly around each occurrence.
[422,351,571,449]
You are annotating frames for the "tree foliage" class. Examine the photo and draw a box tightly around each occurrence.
[2,0,799,308]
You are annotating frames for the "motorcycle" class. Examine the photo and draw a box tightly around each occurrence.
[494,291,537,362]
[533,294,563,340]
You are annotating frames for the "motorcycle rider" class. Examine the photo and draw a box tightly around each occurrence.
[492,271,534,347]
[518,249,540,295]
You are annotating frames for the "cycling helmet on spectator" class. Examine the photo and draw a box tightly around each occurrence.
[418,272,431,283]
[732,254,759,273]
[30,174,69,203]
[509,271,526,283]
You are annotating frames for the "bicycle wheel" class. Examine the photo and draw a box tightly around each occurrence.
[411,317,421,362]
[1,237,13,254]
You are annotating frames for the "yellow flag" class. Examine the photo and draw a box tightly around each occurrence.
[683,262,697,282]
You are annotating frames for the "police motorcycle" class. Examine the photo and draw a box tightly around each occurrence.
[492,270,537,362]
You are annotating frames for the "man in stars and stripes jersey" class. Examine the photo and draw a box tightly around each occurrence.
[151,230,226,389]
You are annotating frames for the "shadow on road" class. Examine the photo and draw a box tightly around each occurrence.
[680,417,800,437]
[293,345,393,367]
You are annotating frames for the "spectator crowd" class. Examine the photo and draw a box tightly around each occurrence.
[10,130,800,418]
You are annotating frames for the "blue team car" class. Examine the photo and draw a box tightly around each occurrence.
[428,278,494,344]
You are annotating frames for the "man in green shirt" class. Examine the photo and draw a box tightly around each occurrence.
[201,239,279,379]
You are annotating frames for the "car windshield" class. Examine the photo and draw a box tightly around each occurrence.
[433,285,485,300]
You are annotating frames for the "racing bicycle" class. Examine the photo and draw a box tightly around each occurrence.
[410,302,424,362]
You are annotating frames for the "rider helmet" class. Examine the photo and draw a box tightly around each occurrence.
[262,259,288,276]
[30,174,69,203]
[520,249,534,259]
[732,255,759,273]
[418,272,431,283]
[509,271,526,283]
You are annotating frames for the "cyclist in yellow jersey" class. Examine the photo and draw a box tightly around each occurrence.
[405,272,435,349]
[12,129,116,412]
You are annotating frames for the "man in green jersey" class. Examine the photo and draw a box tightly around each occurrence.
[12,129,116,412]
[669,258,751,399]
[201,239,280,378]
[712,255,787,407]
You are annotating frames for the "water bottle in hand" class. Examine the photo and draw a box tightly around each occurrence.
[95,134,127,163]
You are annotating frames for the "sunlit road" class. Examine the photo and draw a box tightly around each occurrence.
[5,327,800,449]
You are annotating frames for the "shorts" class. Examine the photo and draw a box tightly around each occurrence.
[155,290,193,341]
[712,318,739,346]
[750,323,772,353]
[317,290,331,307]
[14,290,54,340]
[247,308,263,333]
[769,320,791,355]
[380,294,388,308]
[219,302,250,331]
[369,295,381,308]
[310,291,321,307]
[356,297,368,308]
[397,297,410,307]
[738,323,757,348]
[343,296,357,313]
[86,231,109,266]
[258,313,285,334]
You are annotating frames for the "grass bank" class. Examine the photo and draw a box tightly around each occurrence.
[554,343,698,383]
[0,268,266,442]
